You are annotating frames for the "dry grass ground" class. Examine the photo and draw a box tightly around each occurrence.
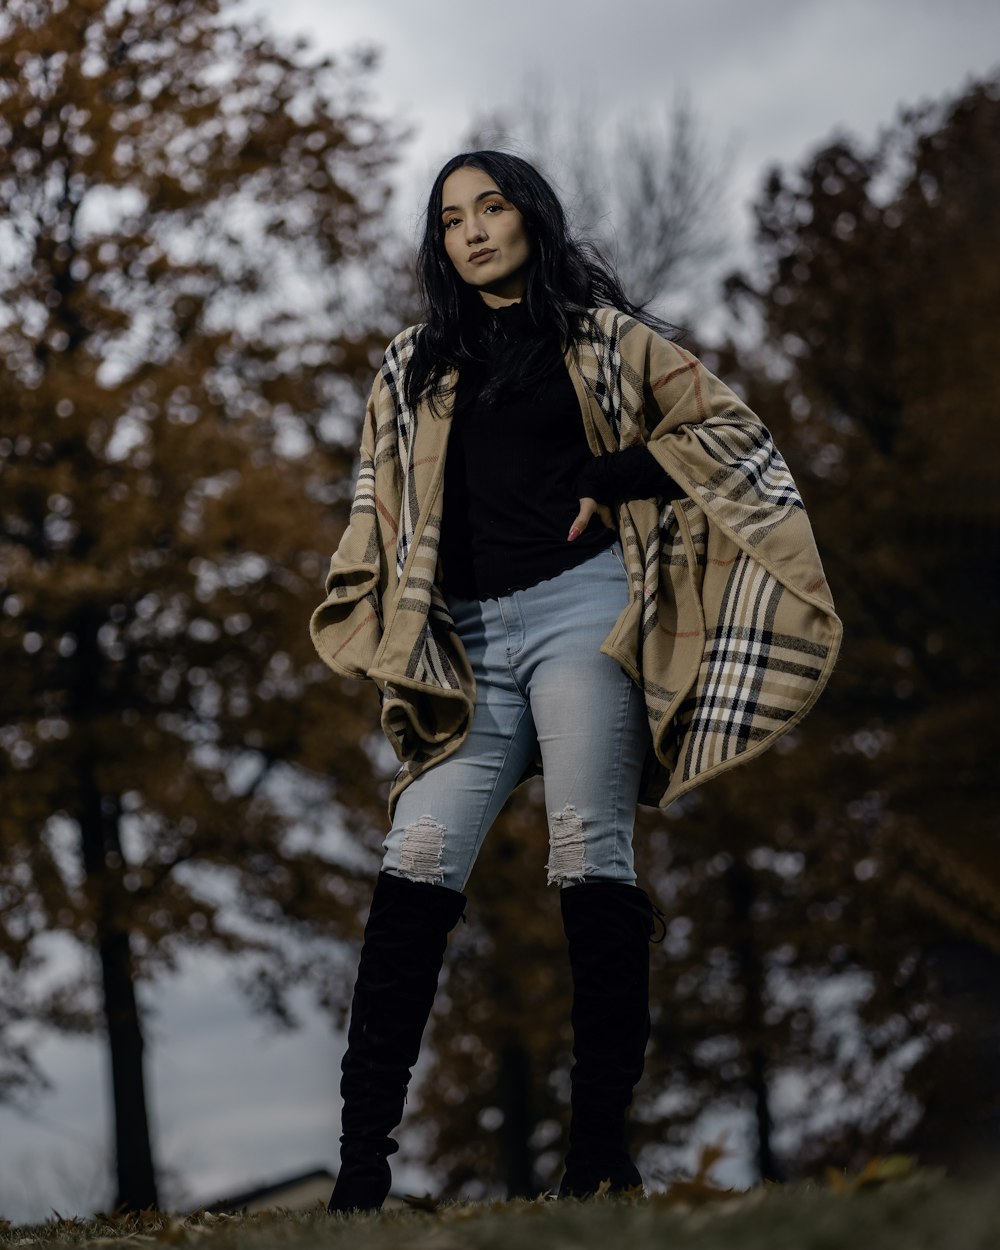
[1,1158,998,1250]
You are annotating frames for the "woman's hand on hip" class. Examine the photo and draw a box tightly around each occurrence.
[568,497,616,542]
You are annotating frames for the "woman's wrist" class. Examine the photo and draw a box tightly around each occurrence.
[575,447,683,506]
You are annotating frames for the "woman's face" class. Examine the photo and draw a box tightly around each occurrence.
[440,166,531,306]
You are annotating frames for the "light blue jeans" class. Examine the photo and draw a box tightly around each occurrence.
[382,543,650,892]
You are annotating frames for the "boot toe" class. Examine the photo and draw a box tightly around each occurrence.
[558,1158,643,1199]
[327,1155,392,1214]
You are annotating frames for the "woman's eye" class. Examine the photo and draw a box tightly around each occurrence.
[443,217,461,229]
[483,202,503,214]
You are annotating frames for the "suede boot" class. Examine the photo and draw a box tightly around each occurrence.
[328,870,467,1214]
[557,880,655,1199]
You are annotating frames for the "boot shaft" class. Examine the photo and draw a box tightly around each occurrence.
[331,871,467,1214]
[559,881,655,1193]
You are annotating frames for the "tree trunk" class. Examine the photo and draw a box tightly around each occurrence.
[727,855,784,1183]
[498,1042,536,1198]
[902,937,1000,1180]
[74,606,159,1211]
[79,776,159,1211]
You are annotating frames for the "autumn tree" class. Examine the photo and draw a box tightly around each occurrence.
[710,71,1000,1178]
[0,0,407,1211]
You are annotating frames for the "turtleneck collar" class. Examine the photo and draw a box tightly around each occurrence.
[489,298,527,315]
[485,298,533,338]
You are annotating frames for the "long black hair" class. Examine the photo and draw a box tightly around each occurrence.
[403,150,680,414]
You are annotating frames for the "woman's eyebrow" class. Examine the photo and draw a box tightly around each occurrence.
[440,189,506,216]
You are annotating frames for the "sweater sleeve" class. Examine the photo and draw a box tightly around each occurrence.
[575,445,684,505]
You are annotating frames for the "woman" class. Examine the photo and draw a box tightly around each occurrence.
[311,151,841,1212]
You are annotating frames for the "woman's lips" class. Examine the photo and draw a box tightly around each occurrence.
[469,249,496,263]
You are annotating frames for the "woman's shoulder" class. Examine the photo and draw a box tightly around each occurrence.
[585,306,654,337]
[587,305,630,323]
[382,322,426,359]
[582,307,668,354]
[369,324,426,398]
[586,307,687,356]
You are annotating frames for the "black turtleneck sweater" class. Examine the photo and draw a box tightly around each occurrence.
[438,302,682,600]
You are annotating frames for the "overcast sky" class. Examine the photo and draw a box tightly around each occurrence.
[241,0,1000,247]
[2,0,999,1226]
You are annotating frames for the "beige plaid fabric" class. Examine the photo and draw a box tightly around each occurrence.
[311,310,842,817]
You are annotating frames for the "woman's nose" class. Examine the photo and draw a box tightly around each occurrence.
[465,216,486,243]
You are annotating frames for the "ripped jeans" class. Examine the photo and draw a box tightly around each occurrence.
[381,542,650,892]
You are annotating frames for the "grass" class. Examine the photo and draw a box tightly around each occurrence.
[2,1158,998,1250]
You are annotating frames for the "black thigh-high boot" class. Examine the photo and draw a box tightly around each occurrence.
[558,880,655,1199]
[328,870,467,1214]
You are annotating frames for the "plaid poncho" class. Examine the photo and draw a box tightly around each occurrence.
[311,309,842,817]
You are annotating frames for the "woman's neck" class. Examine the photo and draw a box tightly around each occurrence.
[478,291,523,309]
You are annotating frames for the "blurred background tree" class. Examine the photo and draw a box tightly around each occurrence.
[0,0,411,1211]
[709,69,1000,1179]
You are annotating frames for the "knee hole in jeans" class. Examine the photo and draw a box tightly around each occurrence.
[547,804,588,886]
[398,814,447,885]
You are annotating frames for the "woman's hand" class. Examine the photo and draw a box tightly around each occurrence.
[567,497,616,542]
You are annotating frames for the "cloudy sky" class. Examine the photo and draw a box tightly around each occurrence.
[243,0,1000,251]
[2,0,999,1226]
